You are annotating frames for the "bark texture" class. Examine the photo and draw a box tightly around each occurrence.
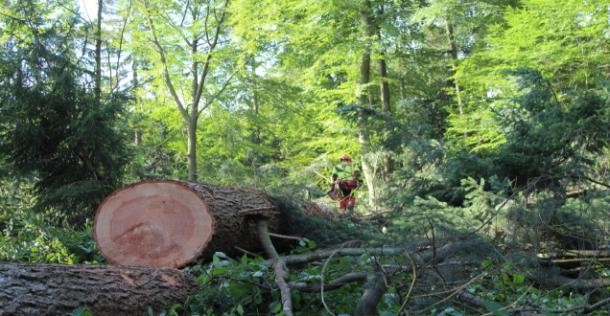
[0,264,194,316]
[94,180,281,268]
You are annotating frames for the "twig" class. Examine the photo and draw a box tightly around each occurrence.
[396,251,418,314]
[480,285,533,316]
[234,246,257,257]
[414,272,487,314]
[272,242,472,268]
[270,247,404,265]
[289,272,368,292]
[319,242,359,316]
[545,295,610,314]
[268,232,304,242]
[256,220,293,316]
[586,296,610,313]
[581,175,610,190]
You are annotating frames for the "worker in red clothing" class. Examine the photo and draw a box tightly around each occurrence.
[328,154,361,211]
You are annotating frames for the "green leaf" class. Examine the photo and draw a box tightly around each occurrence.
[271,302,282,313]
[512,273,525,285]
[482,259,493,269]
[236,304,244,315]
[483,300,509,316]
[306,239,317,249]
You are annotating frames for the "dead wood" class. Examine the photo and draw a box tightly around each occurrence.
[289,272,369,292]
[354,272,388,316]
[257,220,293,316]
[534,267,610,290]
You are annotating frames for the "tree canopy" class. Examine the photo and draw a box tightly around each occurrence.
[1,0,609,314]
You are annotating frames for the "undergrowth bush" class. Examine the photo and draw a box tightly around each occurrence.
[0,178,102,264]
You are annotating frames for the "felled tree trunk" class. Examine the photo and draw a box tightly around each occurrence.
[0,264,194,316]
[94,180,282,268]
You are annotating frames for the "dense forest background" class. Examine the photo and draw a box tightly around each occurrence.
[1,0,609,315]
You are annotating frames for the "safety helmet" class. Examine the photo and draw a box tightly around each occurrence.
[339,154,351,162]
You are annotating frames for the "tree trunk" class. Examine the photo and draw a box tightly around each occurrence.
[94,180,282,268]
[0,264,194,316]
[445,20,463,115]
[133,58,142,146]
[378,52,390,113]
[187,115,198,181]
[358,0,379,209]
[377,49,393,178]
[95,0,103,101]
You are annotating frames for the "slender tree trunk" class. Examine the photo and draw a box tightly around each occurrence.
[378,52,390,113]
[187,36,200,181]
[358,0,378,209]
[95,0,103,101]
[250,60,261,183]
[359,51,372,106]
[187,114,198,181]
[133,58,142,146]
[377,29,393,177]
[445,20,463,115]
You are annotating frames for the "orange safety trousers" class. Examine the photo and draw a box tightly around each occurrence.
[337,180,358,209]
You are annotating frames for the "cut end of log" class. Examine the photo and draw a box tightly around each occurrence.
[94,180,214,268]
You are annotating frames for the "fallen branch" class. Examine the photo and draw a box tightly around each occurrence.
[276,247,403,265]
[546,296,610,314]
[256,220,293,316]
[456,290,487,309]
[289,272,368,292]
[268,232,304,242]
[414,272,487,314]
[538,250,610,258]
[396,252,418,315]
[585,296,610,313]
[534,267,610,290]
[273,241,474,266]
[354,272,388,316]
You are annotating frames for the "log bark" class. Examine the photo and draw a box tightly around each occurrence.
[0,264,194,316]
[94,180,281,268]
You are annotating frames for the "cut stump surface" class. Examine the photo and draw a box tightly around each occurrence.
[94,180,281,268]
[94,181,214,268]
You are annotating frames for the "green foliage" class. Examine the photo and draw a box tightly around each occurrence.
[491,69,610,187]
[0,178,102,263]
[388,177,504,240]
[469,260,607,316]
[186,253,273,315]
[184,249,404,316]
[1,0,610,314]
[451,0,610,150]
[0,1,130,222]
[270,194,384,246]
